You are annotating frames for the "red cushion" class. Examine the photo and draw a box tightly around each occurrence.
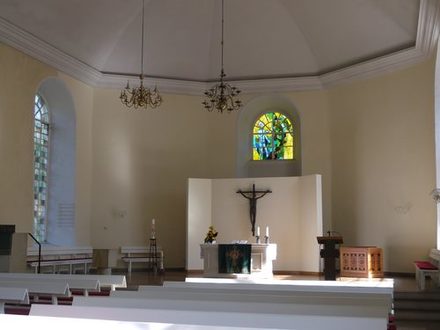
[414,261,438,270]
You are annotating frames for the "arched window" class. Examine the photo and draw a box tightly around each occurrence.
[252,112,294,160]
[33,94,50,242]
[236,95,301,178]
[34,78,76,246]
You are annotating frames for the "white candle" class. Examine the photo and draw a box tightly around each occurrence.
[151,218,156,239]
[266,226,269,237]
[256,226,260,236]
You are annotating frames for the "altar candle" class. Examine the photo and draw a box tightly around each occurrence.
[151,218,156,239]
[257,226,260,236]
[266,226,269,237]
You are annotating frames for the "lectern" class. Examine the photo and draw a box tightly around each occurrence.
[317,235,343,280]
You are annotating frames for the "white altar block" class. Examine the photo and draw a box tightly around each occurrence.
[200,243,276,278]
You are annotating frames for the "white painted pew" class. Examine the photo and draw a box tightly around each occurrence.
[162,278,395,295]
[0,273,126,290]
[0,276,99,296]
[120,246,164,274]
[28,304,341,329]
[0,280,69,304]
[111,287,392,305]
[1,313,276,330]
[27,246,93,274]
[73,294,390,330]
[0,287,29,313]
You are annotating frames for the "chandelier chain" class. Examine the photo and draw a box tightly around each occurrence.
[202,0,242,113]
[220,0,224,81]
[141,0,145,77]
[119,0,162,110]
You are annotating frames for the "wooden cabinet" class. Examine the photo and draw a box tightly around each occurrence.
[340,246,383,278]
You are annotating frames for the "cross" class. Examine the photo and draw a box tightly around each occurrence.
[236,184,272,236]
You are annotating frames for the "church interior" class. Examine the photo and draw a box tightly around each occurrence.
[1,0,440,329]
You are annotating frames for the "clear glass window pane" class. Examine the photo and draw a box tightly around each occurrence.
[33,94,49,242]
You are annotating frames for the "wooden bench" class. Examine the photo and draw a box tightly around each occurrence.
[120,246,164,274]
[0,280,70,304]
[0,275,99,298]
[414,248,440,290]
[160,278,394,295]
[28,303,362,329]
[0,313,268,330]
[73,288,392,330]
[0,287,29,314]
[0,273,126,291]
[27,246,93,274]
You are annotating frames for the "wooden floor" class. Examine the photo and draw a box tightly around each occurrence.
[121,269,423,292]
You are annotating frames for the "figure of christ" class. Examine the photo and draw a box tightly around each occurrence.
[236,184,272,236]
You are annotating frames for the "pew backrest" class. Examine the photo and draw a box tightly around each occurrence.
[0,280,69,296]
[0,273,126,290]
[28,304,348,330]
[0,287,29,304]
[159,279,394,295]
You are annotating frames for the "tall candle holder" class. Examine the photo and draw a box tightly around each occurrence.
[256,235,260,244]
[264,235,269,244]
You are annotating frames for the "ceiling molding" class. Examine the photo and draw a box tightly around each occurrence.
[0,18,102,86]
[233,76,323,94]
[95,74,208,96]
[321,0,439,89]
[0,0,438,95]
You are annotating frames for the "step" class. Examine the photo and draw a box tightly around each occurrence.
[394,310,440,322]
[395,319,440,330]
[394,291,440,301]
[394,300,440,311]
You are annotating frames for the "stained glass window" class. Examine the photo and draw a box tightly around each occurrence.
[252,112,294,160]
[33,94,50,242]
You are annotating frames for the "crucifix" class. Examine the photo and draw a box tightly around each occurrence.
[236,184,272,236]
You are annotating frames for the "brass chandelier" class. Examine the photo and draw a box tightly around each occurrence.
[120,0,162,110]
[202,0,242,113]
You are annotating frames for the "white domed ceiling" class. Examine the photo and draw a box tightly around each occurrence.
[0,0,438,92]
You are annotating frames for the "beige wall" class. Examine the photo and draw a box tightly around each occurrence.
[0,43,94,244]
[0,41,437,272]
[187,176,323,272]
[328,57,437,272]
[0,43,56,233]
[90,89,215,266]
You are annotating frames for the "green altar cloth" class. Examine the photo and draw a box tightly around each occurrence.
[218,244,251,274]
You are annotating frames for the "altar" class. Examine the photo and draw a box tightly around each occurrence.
[200,243,277,278]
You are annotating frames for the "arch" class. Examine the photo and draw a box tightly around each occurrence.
[35,77,76,245]
[236,95,301,178]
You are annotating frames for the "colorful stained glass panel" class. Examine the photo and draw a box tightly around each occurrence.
[252,112,294,160]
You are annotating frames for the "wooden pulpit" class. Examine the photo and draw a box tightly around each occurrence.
[317,235,343,280]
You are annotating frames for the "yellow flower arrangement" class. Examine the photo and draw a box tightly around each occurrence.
[204,225,218,243]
